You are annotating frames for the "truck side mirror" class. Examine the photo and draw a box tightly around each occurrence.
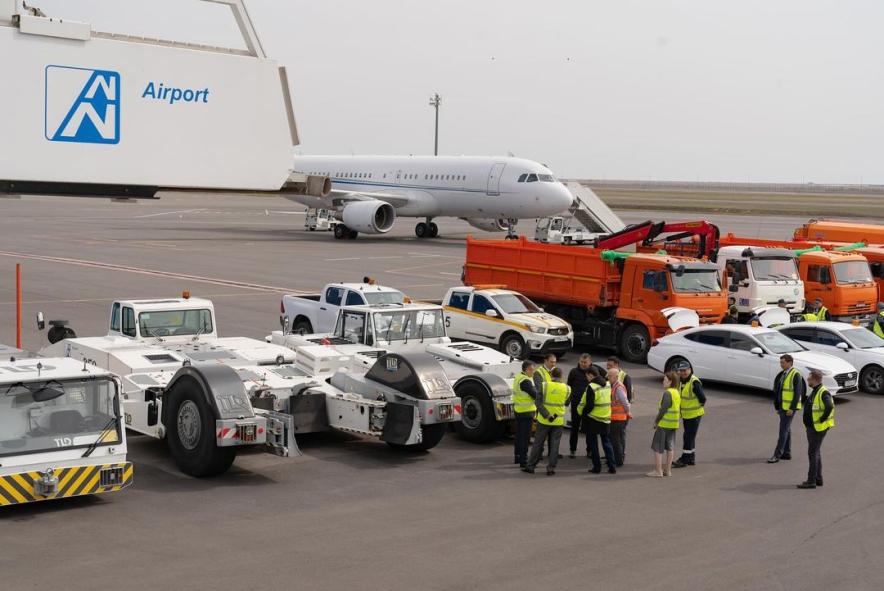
[36,311,45,331]
[728,284,739,293]
[280,315,289,331]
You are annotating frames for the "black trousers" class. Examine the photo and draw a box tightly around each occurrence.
[513,413,534,465]
[680,416,702,461]
[805,427,827,483]
[569,406,586,454]
[774,410,794,458]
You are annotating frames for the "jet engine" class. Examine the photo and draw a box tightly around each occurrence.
[463,218,510,232]
[341,200,396,234]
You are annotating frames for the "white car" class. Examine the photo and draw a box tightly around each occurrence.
[647,324,859,395]
[777,321,884,395]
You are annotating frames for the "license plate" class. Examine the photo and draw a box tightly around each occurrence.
[845,379,857,387]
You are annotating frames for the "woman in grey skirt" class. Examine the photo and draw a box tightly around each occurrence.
[648,371,681,478]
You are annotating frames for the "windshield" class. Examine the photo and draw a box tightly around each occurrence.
[491,293,541,314]
[0,377,120,458]
[537,174,556,182]
[138,309,213,337]
[750,257,799,281]
[756,331,804,354]
[833,261,873,284]
[364,291,405,305]
[373,309,445,341]
[669,270,722,293]
[842,327,884,349]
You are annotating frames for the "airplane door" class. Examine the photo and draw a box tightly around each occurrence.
[486,162,506,196]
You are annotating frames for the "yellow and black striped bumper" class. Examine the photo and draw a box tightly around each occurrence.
[0,462,133,507]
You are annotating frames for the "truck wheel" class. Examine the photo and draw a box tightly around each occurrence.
[454,383,498,443]
[292,318,313,335]
[861,365,884,394]
[665,356,690,373]
[165,379,235,478]
[500,333,526,359]
[386,424,447,451]
[620,324,650,363]
[334,224,347,239]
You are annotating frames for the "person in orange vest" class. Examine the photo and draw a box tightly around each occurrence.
[607,367,631,467]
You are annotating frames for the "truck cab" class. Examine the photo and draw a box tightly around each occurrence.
[0,357,132,506]
[441,287,573,359]
[714,246,805,316]
[798,250,877,323]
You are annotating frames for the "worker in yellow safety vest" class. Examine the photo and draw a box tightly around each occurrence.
[606,356,634,401]
[512,360,538,469]
[803,298,830,322]
[873,303,884,339]
[768,354,805,463]
[648,371,681,478]
[797,369,835,489]
[523,367,570,476]
[533,353,560,460]
[672,361,706,468]
[578,370,618,474]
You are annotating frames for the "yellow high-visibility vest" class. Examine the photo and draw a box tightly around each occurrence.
[680,374,705,419]
[511,373,537,414]
[657,387,681,430]
[537,382,569,427]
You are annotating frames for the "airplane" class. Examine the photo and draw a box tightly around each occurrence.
[286,155,574,239]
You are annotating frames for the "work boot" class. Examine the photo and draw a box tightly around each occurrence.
[672,459,688,468]
[588,467,602,474]
[781,453,792,461]
[546,468,556,476]
[815,478,823,487]
[796,481,817,489]
[568,450,576,459]
[521,466,535,474]
[607,466,617,474]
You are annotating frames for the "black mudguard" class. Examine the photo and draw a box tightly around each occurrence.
[286,390,330,434]
[162,364,253,426]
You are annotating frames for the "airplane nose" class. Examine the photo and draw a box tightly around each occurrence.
[555,184,574,211]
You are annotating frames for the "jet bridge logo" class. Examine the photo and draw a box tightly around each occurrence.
[44,65,120,144]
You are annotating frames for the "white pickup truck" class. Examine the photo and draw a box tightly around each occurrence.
[281,282,573,359]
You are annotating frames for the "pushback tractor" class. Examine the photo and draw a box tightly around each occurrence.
[0,356,132,507]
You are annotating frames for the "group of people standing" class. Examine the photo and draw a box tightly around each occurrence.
[512,351,836,489]
[512,353,633,476]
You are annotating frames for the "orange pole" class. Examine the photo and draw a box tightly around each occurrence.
[16,263,22,349]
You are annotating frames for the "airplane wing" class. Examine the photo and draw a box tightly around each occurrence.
[328,189,412,209]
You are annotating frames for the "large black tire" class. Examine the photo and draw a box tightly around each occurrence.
[415,222,429,238]
[454,382,499,443]
[292,317,313,335]
[860,365,884,395]
[620,324,651,363]
[500,332,527,359]
[347,229,359,239]
[428,222,439,238]
[665,356,690,374]
[387,423,447,451]
[334,224,347,239]
[165,378,236,477]
[47,325,77,344]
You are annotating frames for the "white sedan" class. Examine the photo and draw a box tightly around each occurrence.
[777,321,884,395]
[648,324,859,395]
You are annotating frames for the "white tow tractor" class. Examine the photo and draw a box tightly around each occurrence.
[271,301,520,443]
[305,209,340,232]
[40,297,459,474]
[0,355,132,507]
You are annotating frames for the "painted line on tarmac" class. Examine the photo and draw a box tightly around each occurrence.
[0,251,309,294]
[133,209,203,219]
[0,292,274,306]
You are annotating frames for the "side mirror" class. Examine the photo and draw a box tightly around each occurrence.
[485,309,498,318]
[836,342,849,350]
[728,284,739,293]
[36,311,45,331]
[750,346,764,357]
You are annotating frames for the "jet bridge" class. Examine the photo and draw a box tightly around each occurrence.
[0,0,329,199]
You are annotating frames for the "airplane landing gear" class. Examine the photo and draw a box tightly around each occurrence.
[334,224,358,239]
[504,218,519,240]
[416,219,439,238]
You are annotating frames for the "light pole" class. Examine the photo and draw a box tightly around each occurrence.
[428,93,441,156]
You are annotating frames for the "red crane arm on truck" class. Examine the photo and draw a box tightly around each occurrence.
[595,220,720,258]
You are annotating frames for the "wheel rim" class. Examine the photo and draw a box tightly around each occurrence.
[626,333,647,357]
[177,400,202,451]
[461,397,482,429]
[863,368,884,392]
[504,339,523,358]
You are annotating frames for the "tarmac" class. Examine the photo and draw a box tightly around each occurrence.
[1,193,882,590]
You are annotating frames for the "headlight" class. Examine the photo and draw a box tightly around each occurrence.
[525,324,546,334]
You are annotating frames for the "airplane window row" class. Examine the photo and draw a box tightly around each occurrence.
[517,173,556,183]
[307,171,470,183]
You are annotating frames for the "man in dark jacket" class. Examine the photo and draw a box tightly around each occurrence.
[567,353,604,458]
[768,354,805,463]
[721,306,740,324]
[798,369,834,489]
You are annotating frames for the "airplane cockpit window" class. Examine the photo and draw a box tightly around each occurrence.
[517,173,527,182]
[538,174,556,182]
[526,173,538,182]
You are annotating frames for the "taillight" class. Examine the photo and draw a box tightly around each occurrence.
[280,300,285,313]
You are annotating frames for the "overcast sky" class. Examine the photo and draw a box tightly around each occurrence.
[38,0,884,183]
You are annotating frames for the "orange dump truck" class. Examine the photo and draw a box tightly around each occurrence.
[794,220,884,245]
[463,236,727,362]
[719,234,879,323]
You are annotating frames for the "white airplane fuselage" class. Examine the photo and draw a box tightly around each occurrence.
[287,155,573,222]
